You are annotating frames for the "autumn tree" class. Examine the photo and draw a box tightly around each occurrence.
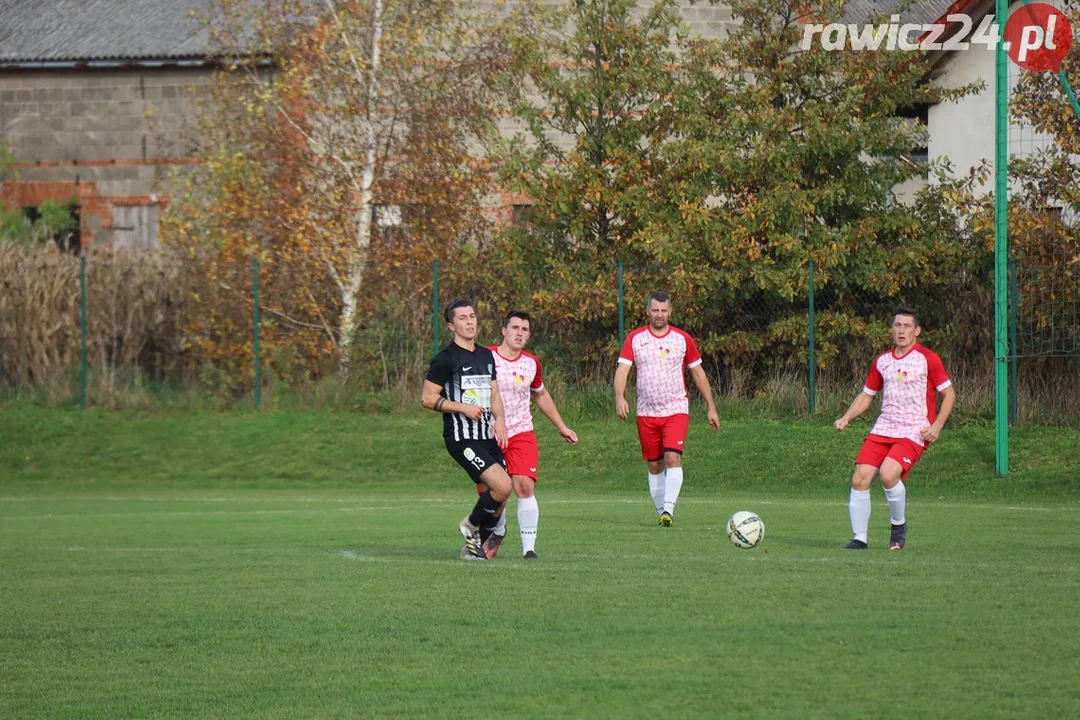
[498,0,985,379]
[163,0,515,385]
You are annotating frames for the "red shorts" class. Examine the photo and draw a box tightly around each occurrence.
[636,414,689,461]
[476,431,538,495]
[855,434,925,479]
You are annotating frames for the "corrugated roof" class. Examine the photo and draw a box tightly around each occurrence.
[0,0,213,62]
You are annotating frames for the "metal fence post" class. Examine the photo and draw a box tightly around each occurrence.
[80,255,87,409]
[1008,259,1017,425]
[432,259,440,355]
[993,0,1009,475]
[808,259,816,415]
[253,257,261,409]
[617,259,625,346]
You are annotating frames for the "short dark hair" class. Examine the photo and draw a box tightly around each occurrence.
[893,307,920,328]
[502,310,532,329]
[444,298,474,323]
[647,290,670,306]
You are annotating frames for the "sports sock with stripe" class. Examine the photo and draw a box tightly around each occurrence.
[663,467,683,514]
[517,496,539,554]
[849,488,871,543]
[884,480,906,526]
[648,471,665,514]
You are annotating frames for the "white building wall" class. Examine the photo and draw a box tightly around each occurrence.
[930,6,1060,192]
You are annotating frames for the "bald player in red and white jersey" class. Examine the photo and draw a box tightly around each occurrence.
[614,291,720,526]
[834,308,956,550]
[479,310,577,559]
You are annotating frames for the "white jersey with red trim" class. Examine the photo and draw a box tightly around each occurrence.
[489,346,544,439]
[617,326,702,417]
[863,343,952,447]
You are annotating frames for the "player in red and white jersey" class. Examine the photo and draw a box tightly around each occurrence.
[614,291,720,526]
[479,311,578,559]
[834,308,956,550]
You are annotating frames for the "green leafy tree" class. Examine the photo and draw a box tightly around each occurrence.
[493,0,702,367]
[499,0,984,379]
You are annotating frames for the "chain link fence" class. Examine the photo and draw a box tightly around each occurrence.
[1,243,1076,422]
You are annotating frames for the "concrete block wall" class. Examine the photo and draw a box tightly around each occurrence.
[0,68,209,194]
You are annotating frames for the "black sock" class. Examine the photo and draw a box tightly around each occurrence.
[468,490,501,530]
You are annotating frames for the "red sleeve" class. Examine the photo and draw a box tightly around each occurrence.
[531,356,544,390]
[926,351,951,390]
[618,332,635,364]
[864,357,883,393]
[683,332,702,367]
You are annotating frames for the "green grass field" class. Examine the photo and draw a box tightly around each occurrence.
[2,406,1079,717]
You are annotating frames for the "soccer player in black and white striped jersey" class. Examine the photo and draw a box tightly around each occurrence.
[422,299,513,560]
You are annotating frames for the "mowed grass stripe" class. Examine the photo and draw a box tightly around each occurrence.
[1,408,1078,717]
[2,489,1077,718]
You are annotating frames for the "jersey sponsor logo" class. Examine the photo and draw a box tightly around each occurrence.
[461,375,491,407]
[895,369,910,382]
[659,346,670,358]
[512,371,525,385]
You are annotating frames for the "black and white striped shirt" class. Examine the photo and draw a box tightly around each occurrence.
[426,341,498,443]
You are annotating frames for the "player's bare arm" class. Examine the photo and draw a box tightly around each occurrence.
[490,380,509,449]
[421,380,484,420]
[834,391,874,432]
[613,363,632,419]
[921,384,956,444]
[534,388,578,444]
[688,364,721,430]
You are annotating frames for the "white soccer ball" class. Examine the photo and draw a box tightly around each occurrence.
[727,511,765,549]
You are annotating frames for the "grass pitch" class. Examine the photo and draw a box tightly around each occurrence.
[1,406,1078,717]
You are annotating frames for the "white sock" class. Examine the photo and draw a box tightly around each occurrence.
[517,496,539,554]
[648,472,666,514]
[663,467,683,515]
[849,488,871,543]
[494,511,507,537]
[884,481,906,526]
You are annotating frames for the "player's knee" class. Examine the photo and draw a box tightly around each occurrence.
[664,452,682,469]
[513,476,535,498]
[851,468,875,491]
[647,460,664,474]
[880,471,902,489]
[484,472,512,502]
